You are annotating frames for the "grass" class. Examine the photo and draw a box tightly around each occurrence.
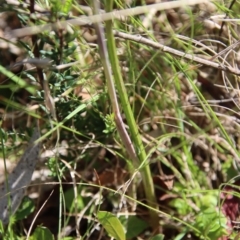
[0,0,240,239]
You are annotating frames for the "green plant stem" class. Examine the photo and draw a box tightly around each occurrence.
[104,0,159,229]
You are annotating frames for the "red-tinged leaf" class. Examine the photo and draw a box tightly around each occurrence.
[221,180,240,230]
[97,211,125,240]
[95,167,128,186]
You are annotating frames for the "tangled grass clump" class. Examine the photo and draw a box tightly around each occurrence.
[1,0,240,239]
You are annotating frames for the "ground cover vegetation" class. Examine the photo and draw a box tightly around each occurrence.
[0,0,240,239]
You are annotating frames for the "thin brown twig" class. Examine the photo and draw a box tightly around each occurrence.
[113,31,240,75]
[10,0,207,38]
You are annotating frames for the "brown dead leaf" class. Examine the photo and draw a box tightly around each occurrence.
[94,166,128,186]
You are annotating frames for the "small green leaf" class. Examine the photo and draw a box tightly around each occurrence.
[199,193,218,209]
[30,226,54,240]
[64,187,84,211]
[150,234,165,240]
[97,211,125,240]
[50,0,61,13]
[103,113,116,134]
[194,208,228,239]
[125,216,148,239]
[173,232,187,240]
[15,196,35,221]
[62,0,73,14]
[169,198,190,215]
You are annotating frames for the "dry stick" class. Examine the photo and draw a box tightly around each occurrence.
[0,129,41,225]
[113,31,240,75]
[92,3,138,165]
[10,0,207,38]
